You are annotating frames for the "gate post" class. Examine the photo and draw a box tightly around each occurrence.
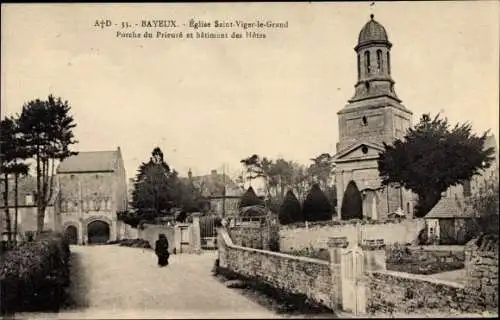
[339,222,368,315]
[191,213,202,254]
[328,236,348,309]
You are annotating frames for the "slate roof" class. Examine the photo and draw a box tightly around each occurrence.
[358,15,389,46]
[425,196,475,219]
[57,150,120,173]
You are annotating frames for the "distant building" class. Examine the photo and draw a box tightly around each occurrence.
[56,147,128,244]
[333,15,416,221]
[184,169,242,217]
[0,175,57,240]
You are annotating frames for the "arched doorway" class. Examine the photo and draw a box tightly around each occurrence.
[341,181,363,220]
[87,220,110,244]
[64,225,78,245]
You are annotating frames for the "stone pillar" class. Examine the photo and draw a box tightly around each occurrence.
[336,170,344,220]
[174,225,182,254]
[328,236,349,308]
[339,227,368,316]
[191,213,202,254]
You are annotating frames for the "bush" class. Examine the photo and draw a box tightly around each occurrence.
[239,186,264,208]
[279,190,303,225]
[0,231,70,313]
[302,184,333,222]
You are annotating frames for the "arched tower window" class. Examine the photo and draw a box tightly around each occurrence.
[387,51,391,75]
[377,49,383,72]
[357,54,361,80]
[364,50,371,74]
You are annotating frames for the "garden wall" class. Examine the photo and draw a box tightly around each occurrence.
[367,270,484,315]
[465,237,498,309]
[139,224,175,252]
[280,219,425,251]
[218,228,339,310]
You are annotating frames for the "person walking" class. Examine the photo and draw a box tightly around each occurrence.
[155,234,170,267]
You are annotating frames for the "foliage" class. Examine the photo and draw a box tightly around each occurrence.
[378,113,495,217]
[239,186,264,208]
[16,95,78,232]
[278,190,303,225]
[0,231,70,313]
[467,183,499,236]
[1,117,31,241]
[302,184,333,222]
[307,153,335,192]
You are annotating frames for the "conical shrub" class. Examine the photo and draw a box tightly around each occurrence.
[279,190,303,225]
[302,184,333,222]
[239,186,264,208]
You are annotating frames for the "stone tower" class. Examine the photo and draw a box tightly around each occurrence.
[333,15,414,221]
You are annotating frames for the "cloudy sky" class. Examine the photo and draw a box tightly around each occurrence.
[2,2,498,181]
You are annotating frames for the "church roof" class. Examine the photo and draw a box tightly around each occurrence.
[358,14,389,46]
[57,149,121,173]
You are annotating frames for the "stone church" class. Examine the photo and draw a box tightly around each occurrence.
[333,15,415,221]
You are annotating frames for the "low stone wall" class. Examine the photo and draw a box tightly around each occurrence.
[280,219,425,251]
[465,237,498,309]
[139,224,175,252]
[229,226,263,249]
[387,245,465,263]
[218,228,339,311]
[368,271,484,315]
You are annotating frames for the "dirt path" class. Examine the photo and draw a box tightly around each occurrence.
[18,245,281,319]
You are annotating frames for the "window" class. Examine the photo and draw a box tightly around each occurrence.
[377,49,383,72]
[364,50,371,73]
[365,82,370,92]
[361,145,369,154]
[362,116,368,126]
[463,180,471,197]
[357,54,361,79]
[387,52,391,74]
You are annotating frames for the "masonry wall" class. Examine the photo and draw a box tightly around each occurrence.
[218,228,339,310]
[367,271,485,315]
[280,219,425,251]
[465,240,498,309]
[139,223,175,252]
[229,226,263,249]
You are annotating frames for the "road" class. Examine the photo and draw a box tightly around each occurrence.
[19,245,281,319]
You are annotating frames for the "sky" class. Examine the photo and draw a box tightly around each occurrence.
[1,2,499,182]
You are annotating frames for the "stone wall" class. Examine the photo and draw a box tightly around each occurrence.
[218,228,339,311]
[280,219,425,251]
[139,224,175,252]
[367,271,485,315]
[465,237,498,309]
[387,245,465,264]
[229,226,263,249]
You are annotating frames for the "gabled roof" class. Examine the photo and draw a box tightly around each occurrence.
[57,150,120,173]
[333,141,384,162]
[425,196,474,219]
[181,171,241,198]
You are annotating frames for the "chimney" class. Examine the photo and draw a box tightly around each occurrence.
[211,170,217,176]
[188,168,193,180]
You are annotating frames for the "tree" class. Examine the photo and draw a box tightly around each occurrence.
[378,114,495,217]
[17,95,78,232]
[467,182,499,237]
[302,184,333,222]
[279,190,303,225]
[239,186,263,208]
[308,153,335,191]
[131,147,177,219]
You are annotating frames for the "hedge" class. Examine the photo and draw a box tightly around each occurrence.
[0,231,71,314]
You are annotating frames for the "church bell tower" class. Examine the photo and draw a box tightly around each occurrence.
[333,15,414,221]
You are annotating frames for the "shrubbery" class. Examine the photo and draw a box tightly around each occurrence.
[302,184,333,222]
[279,190,303,225]
[0,231,70,314]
